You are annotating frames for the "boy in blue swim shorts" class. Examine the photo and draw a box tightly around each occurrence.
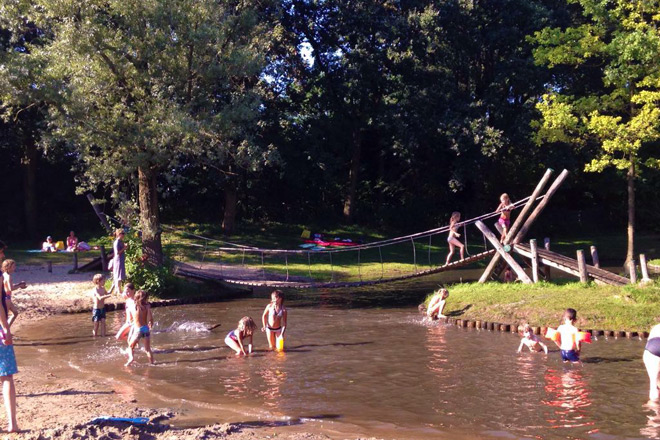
[555,308,582,364]
[91,274,112,337]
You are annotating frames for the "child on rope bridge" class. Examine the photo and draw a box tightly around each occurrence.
[496,193,515,242]
[445,212,465,265]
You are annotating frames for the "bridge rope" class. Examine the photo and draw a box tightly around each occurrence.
[104,196,544,288]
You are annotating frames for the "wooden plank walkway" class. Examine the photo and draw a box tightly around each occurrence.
[513,244,629,286]
[174,249,496,289]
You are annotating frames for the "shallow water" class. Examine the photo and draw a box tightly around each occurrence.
[13,285,660,440]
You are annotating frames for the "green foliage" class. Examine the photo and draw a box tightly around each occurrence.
[122,230,172,295]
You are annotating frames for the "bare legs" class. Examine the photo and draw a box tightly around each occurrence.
[224,335,242,355]
[445,239,465,265]
[645,350,660,401]
[1,375,17,432]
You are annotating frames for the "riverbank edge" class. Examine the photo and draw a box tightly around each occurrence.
[421,281,660,336]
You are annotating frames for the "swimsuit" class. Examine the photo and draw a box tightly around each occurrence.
[267,306,284,333]
[92,308,106,322]
[227,330,239,342]
[646,338,660,357]
[135,325,150,339]
[498,217,510,228]
[561,349,580,363]
[447,227,458,243]
[0,275,18,376]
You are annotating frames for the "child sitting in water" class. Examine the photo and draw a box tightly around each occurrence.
[225,316,257,356]
[517,324,548,354]
[90,274,112,337]
[1,259,27,328]
[555,308,581,363]
[426,288,449,320]
[125,289,154,366]
[115,283,136,341]
[261,290,287,351]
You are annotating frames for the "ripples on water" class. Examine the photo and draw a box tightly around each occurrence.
[12,295,660,439]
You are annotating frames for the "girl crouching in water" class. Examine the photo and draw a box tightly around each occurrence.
[225,316,257,356]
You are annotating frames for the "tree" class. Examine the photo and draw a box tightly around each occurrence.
[531,0,660,267]
[2,0,275,261]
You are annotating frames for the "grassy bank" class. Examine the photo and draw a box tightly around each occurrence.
[426,281,660,332]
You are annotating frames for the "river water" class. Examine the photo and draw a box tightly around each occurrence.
[13,282,660,440]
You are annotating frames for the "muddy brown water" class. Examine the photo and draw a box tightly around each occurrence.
[13,270,660,439]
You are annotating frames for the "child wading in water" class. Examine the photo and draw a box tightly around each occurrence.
[426,288,449,320]
[496,193,515,242]
[125,290,154,366]
[90,274,112,337]
[644,323,660,400]
[1,260,26,328]
[261,290,287,351]
[517,324,548,354]
[115,283,136,341]
[225,316,257,356]
[445,212,465,265]
[555,308,581,363]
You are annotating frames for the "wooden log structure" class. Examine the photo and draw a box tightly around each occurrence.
[629,260,637,284]
[640,254,652,283]
[530,239,539,283]
[577,250,588,283]
[479,169,555,283]
[475,221,532,284]
[590,246,600,268]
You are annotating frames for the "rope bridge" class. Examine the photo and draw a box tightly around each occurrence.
[167,197,540,289]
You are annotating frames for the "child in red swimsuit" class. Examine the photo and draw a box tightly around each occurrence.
[496,193,514,242]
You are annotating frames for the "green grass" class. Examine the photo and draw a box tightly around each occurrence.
[424,281,660,332]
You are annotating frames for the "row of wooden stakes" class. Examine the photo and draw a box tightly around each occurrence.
[435,316,649,340]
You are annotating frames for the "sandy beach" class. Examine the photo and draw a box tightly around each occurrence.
[2,263,349,440]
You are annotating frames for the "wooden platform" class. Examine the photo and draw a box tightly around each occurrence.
[174,250,496,289]
[513,244,629,286]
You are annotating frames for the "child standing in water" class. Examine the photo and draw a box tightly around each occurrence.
[226,316,257,356]
[115,283,136,341]
[90,274,112,337]
[261,290,288,351]
[1,260,26,328]
[426,288,449,320]
[445,212,465,265]
[517,324,548,354]
[644,323,660,400]
[555,308,581,363]
[125,290,154,366]
[496,193,515,242]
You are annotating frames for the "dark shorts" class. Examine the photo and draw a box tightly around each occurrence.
[92,308,106,322]
[561,349,580,363]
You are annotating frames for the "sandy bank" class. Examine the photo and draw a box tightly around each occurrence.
[3,263,358,440]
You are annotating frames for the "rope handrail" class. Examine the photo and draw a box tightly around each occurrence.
[174,195,543,256]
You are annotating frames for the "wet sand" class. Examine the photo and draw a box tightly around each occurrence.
[4,264,353,440]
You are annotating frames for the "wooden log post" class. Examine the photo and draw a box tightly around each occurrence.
[73,252,78,271]
[86,193,112,231]
[544,238,551,281]
[476,221,532,284]
[530,239,539,283]
[629,260,637,284]
[640,254,652,283]
[100,245,108,272]
[590,246,600,268]
[479,169,555,283]
[47,261,52,273]
[577,250,588,283]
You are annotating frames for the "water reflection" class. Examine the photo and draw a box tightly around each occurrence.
[258,354,286,409]
[543,367,594,431]
[642,401,660,439]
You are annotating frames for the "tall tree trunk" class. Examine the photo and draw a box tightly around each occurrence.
[624,159,635,272]
[22,134,38,239]
[222,185,238,235]
[138,166,163,266]
[343,129,362,223]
